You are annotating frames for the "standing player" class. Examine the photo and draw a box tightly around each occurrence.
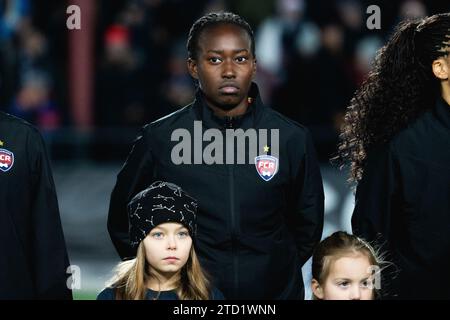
[337,13,450,299]
[0,111,72,299]
[108,12,324,299]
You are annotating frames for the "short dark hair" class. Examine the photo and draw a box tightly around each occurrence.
[186,12,255,59]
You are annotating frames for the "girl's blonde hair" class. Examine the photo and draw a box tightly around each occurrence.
[106,241,211,300]
[312,231,388,299]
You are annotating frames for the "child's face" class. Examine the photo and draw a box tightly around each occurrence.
[143,222,192,276]
[312,254,375,300]
[187,23,256,111]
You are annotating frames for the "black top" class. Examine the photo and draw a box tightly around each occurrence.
[96,286,225,300]
[107,83,324,299]
[0,112,72,299]
[352,97,450,299]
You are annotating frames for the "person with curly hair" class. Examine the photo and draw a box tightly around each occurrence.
[336,13,450,299]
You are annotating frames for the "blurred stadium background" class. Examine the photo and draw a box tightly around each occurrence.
[1,0,448,299]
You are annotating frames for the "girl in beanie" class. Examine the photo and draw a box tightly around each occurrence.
[97,181,224,300]
[311,231,390,300]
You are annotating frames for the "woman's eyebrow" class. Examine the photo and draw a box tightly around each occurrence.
[206,49,249,54]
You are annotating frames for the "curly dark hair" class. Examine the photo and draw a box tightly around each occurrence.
[186,12,255,60]
[336,13,450,183]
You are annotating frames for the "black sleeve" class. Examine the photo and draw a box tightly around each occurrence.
[351,144,400,244]
[29,129,72,299]
[289,130,325,266]
[108,126,154,259]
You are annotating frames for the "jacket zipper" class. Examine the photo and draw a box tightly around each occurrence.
[229,164,238,297]
[226,116,239,297]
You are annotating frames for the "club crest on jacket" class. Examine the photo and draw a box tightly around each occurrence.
[0,148,14,172]
[255,155,279,181]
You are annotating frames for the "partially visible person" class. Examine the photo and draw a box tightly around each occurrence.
[337,13,450,299]
[311,231,385,300]
[0,111,71,299]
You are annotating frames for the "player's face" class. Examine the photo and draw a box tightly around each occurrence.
[188,24,256,111]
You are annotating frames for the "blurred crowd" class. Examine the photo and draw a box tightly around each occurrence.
[0,0,448,160]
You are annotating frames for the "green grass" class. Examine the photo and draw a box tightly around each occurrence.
[73,290,98,300]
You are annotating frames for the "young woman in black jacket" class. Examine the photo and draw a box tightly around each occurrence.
[337,13,450,299]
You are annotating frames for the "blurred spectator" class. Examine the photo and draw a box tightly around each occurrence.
[0,0,30,39]
[336,0,365,56]
[9,71,60,129]
[352,35,383,86]
[163,41,195,108]
[399,0,427,20]
[255,0,320,102]
[95,24,149,127]
[0,0,30,108]
[9,25,60,129]
[203,0,227,15]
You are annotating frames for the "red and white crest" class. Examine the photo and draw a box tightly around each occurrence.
[0,148,14,172]
[255,155,279,181]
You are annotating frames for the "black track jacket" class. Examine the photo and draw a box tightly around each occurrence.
[0,112,72,299]
[108,83,324,299]
[353,97,450,299]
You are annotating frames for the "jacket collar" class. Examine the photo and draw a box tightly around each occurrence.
[191,82,265,130]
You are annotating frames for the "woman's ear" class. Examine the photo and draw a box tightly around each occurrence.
[311,279,325,300]
[187,58,199,80]
[432,57,449,80]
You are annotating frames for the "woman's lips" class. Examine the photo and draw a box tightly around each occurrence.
[219,86,239,94]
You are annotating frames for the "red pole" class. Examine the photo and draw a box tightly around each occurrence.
[68,0,95,129]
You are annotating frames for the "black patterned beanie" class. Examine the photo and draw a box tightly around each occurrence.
[128,181,198,248]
